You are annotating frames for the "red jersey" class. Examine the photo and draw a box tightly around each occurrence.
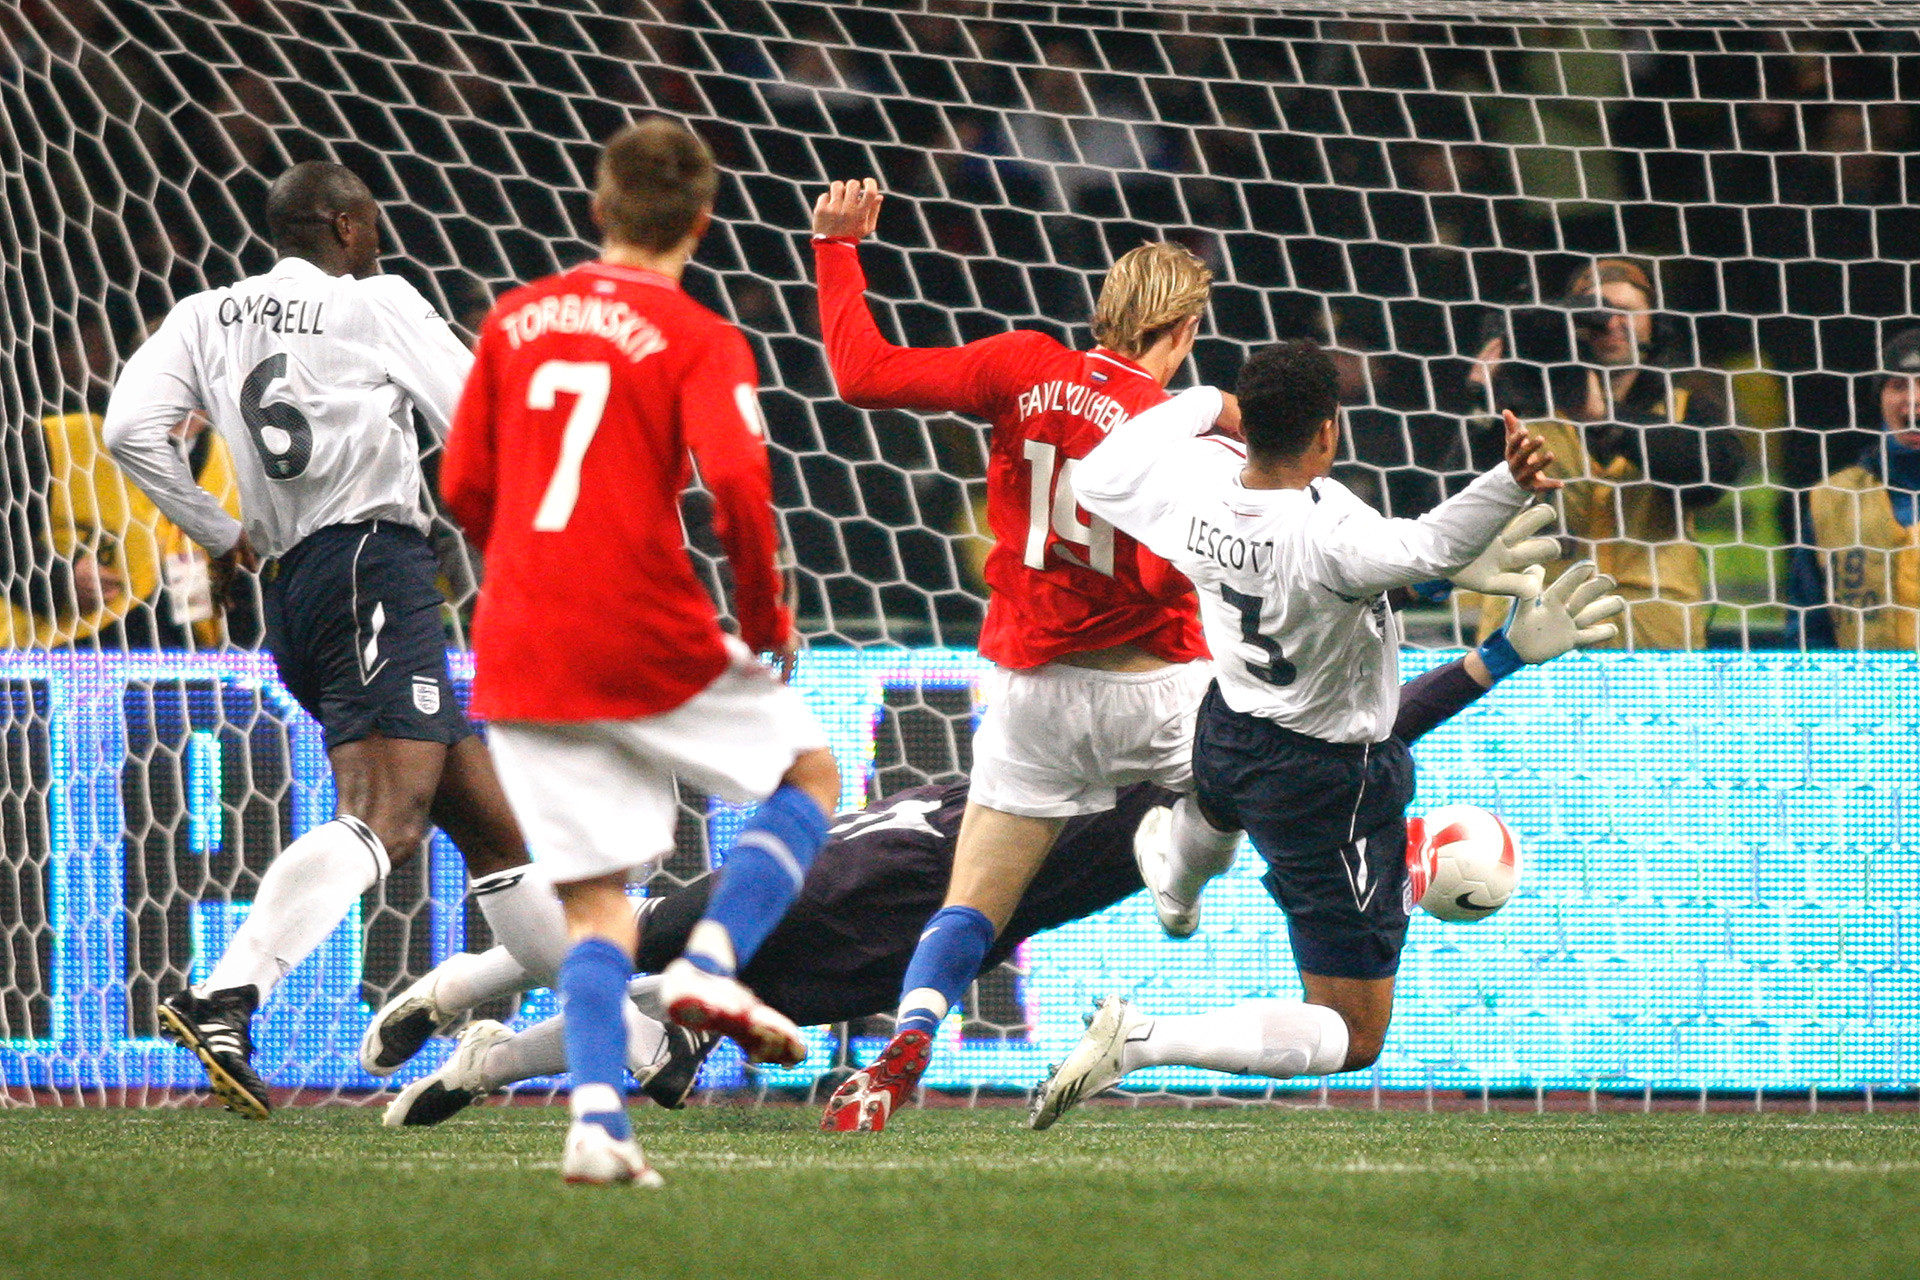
[814,238,1206,669]
[442,260,788,721]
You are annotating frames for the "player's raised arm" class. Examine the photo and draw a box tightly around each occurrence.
[102,307,245,557]
[809,178,1030,420]
[683,331,790,656]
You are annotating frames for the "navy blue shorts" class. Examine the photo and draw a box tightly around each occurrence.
[1191,682,1415,981]
[262,521,472,751]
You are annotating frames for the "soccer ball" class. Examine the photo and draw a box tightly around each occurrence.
[1405,805,1521,923]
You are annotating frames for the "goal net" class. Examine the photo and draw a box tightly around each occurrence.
[3,0,1916,1108]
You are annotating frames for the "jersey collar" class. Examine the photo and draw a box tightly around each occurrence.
[581,260,680,292]
[1087,348,1154,382]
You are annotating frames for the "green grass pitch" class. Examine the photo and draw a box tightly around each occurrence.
[3,1104,1917,1279]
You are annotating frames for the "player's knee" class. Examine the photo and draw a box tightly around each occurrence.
[782,747,840,814]
[1341,1034,1385,1072]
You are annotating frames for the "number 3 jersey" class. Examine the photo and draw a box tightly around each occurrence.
[1074,386,1531,744]
[813,239,1206,670]
[441,260,788,723]
[102,255,474,559]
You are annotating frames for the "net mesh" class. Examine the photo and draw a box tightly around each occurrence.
[3,0,1918,1106]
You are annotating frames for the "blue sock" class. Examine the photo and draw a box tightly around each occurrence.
[686,784,830,976]
[895,905,996,1036]
[560,938,632,1140]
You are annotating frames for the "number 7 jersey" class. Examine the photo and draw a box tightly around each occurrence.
[103,255,474,560]
[441,260,788,722]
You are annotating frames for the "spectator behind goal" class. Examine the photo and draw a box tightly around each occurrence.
[1473,259,1747,650]
[1805,327,1920,650]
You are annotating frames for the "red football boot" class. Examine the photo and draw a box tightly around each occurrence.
[819,1029,933,1133]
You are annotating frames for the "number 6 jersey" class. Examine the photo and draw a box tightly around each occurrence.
[440,259,787,722]
[1074,386,1531,743]
[103,256,473,560]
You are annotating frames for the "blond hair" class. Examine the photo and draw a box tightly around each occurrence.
[596,117,717,252]
[1091,241,1213,358]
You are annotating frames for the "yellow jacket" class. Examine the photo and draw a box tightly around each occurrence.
[5,413,241,649]
[1808,463,1919,651]
[1473,414,1709,651]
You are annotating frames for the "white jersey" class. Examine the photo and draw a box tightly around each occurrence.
[1074,386,1530,743]
[102,256,473,559]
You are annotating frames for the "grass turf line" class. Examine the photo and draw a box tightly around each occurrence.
[2,1107,1917,1280]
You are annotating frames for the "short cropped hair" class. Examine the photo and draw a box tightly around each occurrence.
[1091,241,1213,358]
[1237,339,1341,461]
[265,161,371,254]
[596,117,717,252]
[1563,257,1656,309]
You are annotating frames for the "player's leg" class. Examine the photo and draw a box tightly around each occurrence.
[1296,972,1395,1070]
[428,734,570,985]
[383,999,715,1128]
[159,526,430,1118]
[824,664,1084,1132]
[629,643,839,1063]
[363,875,711,1077]
[487,720,674,1187]
[817,802,1058,1133]
[1121,665,1242,937]
[1028,993,1348,1130]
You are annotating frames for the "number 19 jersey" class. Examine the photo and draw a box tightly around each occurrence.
[103,256,473,559]
[814,239,1207,669]
[441,260,788,723]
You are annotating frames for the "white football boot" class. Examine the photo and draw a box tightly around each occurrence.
[1028,995,1146,1130]
[562,1121,664,1188]
[660,958,806,1067]
[1132,807,1201,938]
[361,968,463,1077]
[382,1019,514,1128]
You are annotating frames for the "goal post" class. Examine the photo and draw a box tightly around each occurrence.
[1,0,1916,1105]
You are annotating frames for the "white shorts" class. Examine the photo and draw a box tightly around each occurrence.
[968,659,1212,819]
[487,640,829,884]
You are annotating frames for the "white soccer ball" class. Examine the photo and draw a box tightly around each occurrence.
[1406,804,1521,923]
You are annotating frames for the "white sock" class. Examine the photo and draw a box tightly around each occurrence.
[476,1000,669,1091]
[197,816,388,1002]
[430,947,533,1012]
[469,864,569,987]
[624,1002,668,1075]
[1118,1001,1349,1078]
[627,975,668,1022]
[1165,796,1241,902]
[479,1016,568,1090]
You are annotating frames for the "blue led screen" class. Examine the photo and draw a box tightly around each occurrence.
[1,648,1916,1096]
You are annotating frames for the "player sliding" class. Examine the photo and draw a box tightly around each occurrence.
[370,558,1619,1125]
[1024,339,1562,1126]
[101,162,567,1120]
[809,179,1255,1132]
[440,118,840,1185]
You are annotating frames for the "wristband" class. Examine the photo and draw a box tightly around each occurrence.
[1407,578,1452,605]
[1477,627,1524,681]
[811,235,861,245]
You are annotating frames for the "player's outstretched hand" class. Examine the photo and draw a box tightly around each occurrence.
[1507,561,1624,664]
[1449,503,1559,596]
[1502,409,1563,492]
[208,531,260,612]
[813,179,883,241]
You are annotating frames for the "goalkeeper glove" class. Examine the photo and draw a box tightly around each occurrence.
[1479,561,1625,679]
[1449,504,1560,597]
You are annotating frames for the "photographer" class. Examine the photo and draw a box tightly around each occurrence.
[1469,262,1746,650]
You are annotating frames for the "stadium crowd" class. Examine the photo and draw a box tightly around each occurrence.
[3,0,1919,651]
